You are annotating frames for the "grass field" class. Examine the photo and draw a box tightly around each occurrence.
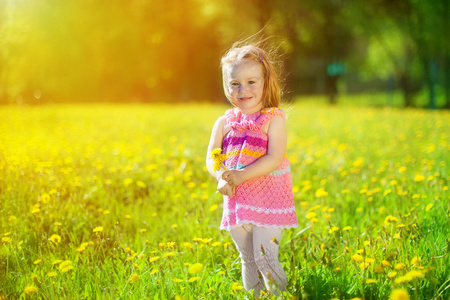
[0,102,449,299]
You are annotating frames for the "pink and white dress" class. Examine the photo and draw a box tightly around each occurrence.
[220,107,299,231]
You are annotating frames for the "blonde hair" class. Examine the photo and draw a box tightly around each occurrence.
[221,42,283,108]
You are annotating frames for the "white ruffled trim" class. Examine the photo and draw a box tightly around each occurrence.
[220,221,298,232]
[236,204,296,214]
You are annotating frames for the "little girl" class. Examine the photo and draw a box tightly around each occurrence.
[206,42,298,297]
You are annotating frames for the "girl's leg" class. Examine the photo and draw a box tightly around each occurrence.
[230,225,265,296]
[252,227,287,296]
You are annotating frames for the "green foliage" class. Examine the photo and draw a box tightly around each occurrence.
[0,102,449,299]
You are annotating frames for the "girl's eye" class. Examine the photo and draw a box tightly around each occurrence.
[249,81,255,84]
[231,83,239,87]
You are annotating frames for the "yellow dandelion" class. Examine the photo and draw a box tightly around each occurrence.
[212,242,221,247]
[425,204,433,211]
[328,226,339,233]
[52,259,63,265]
[395,263,406,270]
[188,276,200,283]
[351,254,364,262]
[343,226,352,231]
[183,242,193,249]
[389,289,410,300]
[172,278,183,283]
[188,263,203,275]
[395,275,413,284]
[411,256,420,265]
[315,188,328,198]
[359,262,370,269]
[148,256,160,263]
[375,266,384,274]
[47,272,57,278]
[129,274,140,283]
[139,229,147,233]
[163,252,175,258]
[231,282,244,291]
[306,212,317,219]
[76,242,88,253]
[149,269,158,275]
[384,215,398,225]
[33,259,42,265]
[209,204,218,212]
[93,226,103,233]
[171,224,178,228]
[366,279,377,284]
[136,180,147,188]
[59,260,74,273]
[24,286,38,295]
[49,234,61,244]
[1,237,10,243]
[123,178,133,186]
[414,174,425,182]
[388,271,398,279]
[405,270,423,279]
[382,260,391,267]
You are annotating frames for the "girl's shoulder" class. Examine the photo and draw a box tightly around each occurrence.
[261,107,286,119]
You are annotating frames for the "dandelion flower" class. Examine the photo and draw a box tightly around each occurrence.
[395,275,413,284]
[389,289,410,300]
[188,277,200,283]
[388,271,397,279]
[33,259,42,265]
[93,226,103,233]
[328,226,339,233]
[172,278,183,283]
[212,242,221,247]
[411,256,420,265]
[395,263,406,270]
[24,286,38,295]
[209,204,218,212]
[163,252,175,258]
[210,148,227,172]
[351,254,364,262]
[49,234,61,244]
[188,263,203,274]
[414,174,425,182]
[382,260,391,267]
[231,282,244,291]
[148,256,159,263]
[59,260,74,273]
[47,272,57,278]
[366,279,377,284]
[343,226,352,231]
[129,274,140,283]
[405,270,423,279]
[425,204,433,211]
[183,242,193,249]
[315,188,328,198]
[1,237,10,243]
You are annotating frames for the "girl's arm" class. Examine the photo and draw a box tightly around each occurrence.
[222,115,286,187]
[206,116,235,197]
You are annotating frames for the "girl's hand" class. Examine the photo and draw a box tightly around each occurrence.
[217,178,235,198]
[222,170,245,188]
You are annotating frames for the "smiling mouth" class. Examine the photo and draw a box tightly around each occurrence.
[239,97,253,101]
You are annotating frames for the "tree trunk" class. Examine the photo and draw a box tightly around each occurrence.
[399,74,414,107]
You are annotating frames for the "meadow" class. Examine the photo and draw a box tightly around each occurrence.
[0,102,449,300]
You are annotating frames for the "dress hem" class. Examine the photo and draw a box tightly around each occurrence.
[220,221,299,232]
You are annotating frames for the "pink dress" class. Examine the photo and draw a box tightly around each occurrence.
[220,107,299,231]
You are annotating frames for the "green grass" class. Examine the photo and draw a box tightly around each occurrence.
[0,101,449,299]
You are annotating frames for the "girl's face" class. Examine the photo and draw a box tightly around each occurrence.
[226,60,264,115]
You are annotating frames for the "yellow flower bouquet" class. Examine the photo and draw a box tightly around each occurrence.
[210,148,227,172]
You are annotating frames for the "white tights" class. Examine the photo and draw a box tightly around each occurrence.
[230,224,287,297]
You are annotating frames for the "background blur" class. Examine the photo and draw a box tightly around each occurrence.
[0,0,448,108]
